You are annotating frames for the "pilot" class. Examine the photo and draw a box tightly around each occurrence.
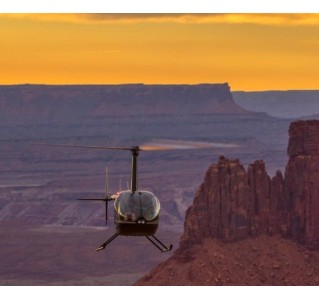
[119,192,139,220]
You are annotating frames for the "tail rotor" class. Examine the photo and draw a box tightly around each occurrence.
[77,165,113,226]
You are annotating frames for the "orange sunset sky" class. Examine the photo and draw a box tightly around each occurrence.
[0,13,319,91]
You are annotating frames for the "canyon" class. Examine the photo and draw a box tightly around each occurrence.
[1,84,319,285]
[0,83,289,230]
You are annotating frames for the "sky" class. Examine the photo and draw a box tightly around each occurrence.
[0,13,319,91]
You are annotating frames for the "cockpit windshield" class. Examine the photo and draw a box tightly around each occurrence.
[114,190,160,221]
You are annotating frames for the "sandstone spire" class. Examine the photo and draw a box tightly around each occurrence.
[181,120,319,249]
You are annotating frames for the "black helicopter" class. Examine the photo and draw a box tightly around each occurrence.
[39,140,238,252]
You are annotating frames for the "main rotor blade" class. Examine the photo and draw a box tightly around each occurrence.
[35,139,240,152]
[139,139,240,151]
[35,143,134,151]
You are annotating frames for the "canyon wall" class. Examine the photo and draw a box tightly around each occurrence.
[180,120,319,249]
[0,83,247,126]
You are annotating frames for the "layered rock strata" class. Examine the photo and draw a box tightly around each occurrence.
[180,120,319,249]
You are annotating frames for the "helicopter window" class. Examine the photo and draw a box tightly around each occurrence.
[114,190,160,221]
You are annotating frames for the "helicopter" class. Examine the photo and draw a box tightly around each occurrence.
[38,139,239,252]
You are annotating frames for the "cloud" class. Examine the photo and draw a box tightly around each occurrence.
[2,13,319,26]
[48,13,319,26]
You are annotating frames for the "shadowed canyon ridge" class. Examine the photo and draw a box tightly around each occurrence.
[1,84,319,285]
[136,120,319,285]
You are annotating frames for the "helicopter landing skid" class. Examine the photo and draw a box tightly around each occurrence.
[96,232,120,251]
[95,232,172,253]
[146,235,173,253]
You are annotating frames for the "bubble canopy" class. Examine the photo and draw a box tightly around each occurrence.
[114,190,160,222]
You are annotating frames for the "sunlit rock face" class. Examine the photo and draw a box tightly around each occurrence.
[180,157,284,248]
[180,120,319,249]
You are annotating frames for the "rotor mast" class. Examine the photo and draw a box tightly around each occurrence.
[131,147,139,192]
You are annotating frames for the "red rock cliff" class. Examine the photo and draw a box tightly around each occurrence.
[285,120,319,247]
[180,120,319,249]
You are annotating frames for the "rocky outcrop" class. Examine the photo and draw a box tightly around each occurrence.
[135,120,319,286]
[285,121,319,247]
[180,158,282,248]
[180,120,319,249]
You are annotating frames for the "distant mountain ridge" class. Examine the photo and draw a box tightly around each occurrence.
[0,84,248,127]
[233,90,319,118]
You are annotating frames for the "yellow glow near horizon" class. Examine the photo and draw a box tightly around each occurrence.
[0,13,319,91]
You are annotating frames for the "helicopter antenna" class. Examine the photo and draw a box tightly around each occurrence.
[119,175,122,191]
[105,166,109,198]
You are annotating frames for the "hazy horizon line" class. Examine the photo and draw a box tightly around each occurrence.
[0,82,318,93]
